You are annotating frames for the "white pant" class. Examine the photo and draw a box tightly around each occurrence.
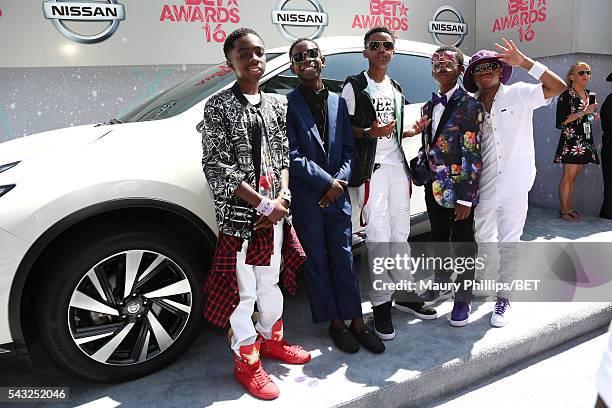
[358,163,412,306]
[229,221,284,352]
[474,192,528,299]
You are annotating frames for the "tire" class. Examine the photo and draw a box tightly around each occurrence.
[37,220,209,382]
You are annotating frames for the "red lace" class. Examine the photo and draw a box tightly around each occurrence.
[276,339,304,356]
[248,363,272,387]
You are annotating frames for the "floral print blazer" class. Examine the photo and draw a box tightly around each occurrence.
[421,87,484,208]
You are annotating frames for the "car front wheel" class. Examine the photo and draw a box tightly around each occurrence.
[37,221,208,382]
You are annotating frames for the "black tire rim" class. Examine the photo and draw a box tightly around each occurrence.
[67,250,193,366]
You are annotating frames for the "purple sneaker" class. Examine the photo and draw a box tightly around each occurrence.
[449,301,471,327]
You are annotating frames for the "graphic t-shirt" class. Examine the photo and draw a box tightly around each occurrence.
[244,93,277,202]
[342,72,403,165]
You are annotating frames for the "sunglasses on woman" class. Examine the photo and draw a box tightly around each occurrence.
[576,70,591,76]
[366,41,394,52]
[471,61,502,75]
[291,48,321,64]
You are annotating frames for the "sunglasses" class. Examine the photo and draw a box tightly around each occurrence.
[291,48,321,64]
[471,61,502,75]
[576,70,591,76]
[366,41,394,52]
[432,60,458,73]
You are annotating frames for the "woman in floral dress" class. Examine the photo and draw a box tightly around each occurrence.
[554,61,600,221]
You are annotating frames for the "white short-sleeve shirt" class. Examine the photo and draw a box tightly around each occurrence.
[477,82,552,200]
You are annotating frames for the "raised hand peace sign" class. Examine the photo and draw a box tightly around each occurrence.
[494,37,527,67]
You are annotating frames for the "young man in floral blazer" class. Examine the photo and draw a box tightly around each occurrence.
[200,28,310,401]
[420,45,484,327]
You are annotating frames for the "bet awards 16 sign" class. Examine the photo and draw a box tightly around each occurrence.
[491,0,547,43]
[159,0,240,43]
[352,0,409,32]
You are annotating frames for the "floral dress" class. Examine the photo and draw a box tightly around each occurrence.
[554,88,600,164]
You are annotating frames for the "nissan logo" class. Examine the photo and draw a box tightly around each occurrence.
[271,0,328,42]
[428,5,467,47]
[43,0,126,44]
[126,302,141,314]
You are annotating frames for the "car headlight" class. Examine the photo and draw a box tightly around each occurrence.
[0,184,15,198]
[0,161,20,173]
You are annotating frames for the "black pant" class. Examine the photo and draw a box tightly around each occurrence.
[600,137,612,219]
[424,182,477,302]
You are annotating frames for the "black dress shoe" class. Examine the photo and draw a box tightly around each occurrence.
[329,323,360,353]
[349,326,385,354]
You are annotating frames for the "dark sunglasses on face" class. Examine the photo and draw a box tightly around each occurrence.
[291,48,321,64]
[366,41,394,52]
[472,61,502,75]
[576,70,591,76]
[432,60,458,73]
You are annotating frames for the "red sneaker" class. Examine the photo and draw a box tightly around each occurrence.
[234,338,279,400]
[260,320,311,365]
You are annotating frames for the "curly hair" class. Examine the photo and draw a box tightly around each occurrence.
[223,27,264,59]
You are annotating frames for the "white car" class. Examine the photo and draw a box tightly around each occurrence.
[0,36,442,382]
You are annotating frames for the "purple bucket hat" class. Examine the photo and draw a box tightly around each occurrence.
[463,50,512,93]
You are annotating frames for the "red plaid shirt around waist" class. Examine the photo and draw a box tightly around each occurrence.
[202,221,306,328]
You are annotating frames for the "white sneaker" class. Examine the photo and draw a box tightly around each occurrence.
[490,297,511,327]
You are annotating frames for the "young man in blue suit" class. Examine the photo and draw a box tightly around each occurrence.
[421,45,484,326]
[286,38,385,354]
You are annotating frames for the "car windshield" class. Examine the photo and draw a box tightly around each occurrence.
[118,52,283,123]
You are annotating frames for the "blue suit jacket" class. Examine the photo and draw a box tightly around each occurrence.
[286,88,355,222]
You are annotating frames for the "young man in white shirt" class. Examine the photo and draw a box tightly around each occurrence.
[464,39,566,327]
[342,26,432,341]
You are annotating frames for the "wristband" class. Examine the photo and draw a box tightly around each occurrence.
[256,197,274,216]
[363,127,371,138]
[528,61,547,79]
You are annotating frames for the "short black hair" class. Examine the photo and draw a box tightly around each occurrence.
[434,45,464,66]
[288,37,320,59]
[223,28,264,59]
[364,26,394,46]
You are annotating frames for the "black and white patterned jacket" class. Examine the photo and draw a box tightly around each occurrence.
[201,82,289,239]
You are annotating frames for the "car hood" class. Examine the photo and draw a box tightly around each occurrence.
[0,124,111,164]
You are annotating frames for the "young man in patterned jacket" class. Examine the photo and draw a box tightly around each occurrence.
[200,28,310,401]
[419,45,484,327]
